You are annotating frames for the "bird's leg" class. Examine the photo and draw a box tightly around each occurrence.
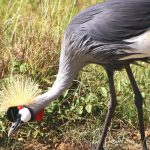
[125,65,147,150]
[96,70,117,150]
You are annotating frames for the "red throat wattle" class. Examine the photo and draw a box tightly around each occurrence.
[34,109,44,121]
[17,105,44,122]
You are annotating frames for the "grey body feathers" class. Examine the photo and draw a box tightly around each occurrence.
[63,0,150,70]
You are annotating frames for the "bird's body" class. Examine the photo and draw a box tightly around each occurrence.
[7,0,150,149]
[65,0,150,68]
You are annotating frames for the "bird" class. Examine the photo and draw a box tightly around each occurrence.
[6,0,150,149]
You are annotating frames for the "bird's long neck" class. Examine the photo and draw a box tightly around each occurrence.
[29,52,84,114]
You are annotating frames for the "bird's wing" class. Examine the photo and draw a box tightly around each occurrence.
[70,0,150,43]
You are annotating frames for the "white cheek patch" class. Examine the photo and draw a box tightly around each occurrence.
[19,108,31,122]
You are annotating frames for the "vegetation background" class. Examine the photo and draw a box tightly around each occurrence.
[0,0,149,149]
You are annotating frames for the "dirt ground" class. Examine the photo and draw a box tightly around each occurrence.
[22,139,150,150]
[22,129,150,150]
[0,128,150,150]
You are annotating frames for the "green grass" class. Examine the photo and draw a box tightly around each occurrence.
[0,0,150,149]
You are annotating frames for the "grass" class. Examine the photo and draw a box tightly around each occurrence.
[0,0,150,149]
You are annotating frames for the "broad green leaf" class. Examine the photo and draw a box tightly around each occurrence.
[32,130,39,138]
[85,104,92,113]
[76,106,83,115]
[101,87,107,97]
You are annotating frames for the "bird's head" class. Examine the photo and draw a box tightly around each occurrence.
[6,106,44,136]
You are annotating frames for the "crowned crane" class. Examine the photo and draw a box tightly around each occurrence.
[6,0,150,149]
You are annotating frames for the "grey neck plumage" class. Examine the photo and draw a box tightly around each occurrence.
[29,42,85,114]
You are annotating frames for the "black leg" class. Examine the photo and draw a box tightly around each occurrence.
[125,64,147,150]
[96,70,117,150]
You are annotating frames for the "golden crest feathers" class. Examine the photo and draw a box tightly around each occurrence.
[0,75,41,112]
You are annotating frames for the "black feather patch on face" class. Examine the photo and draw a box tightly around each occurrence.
[6,107,19,122]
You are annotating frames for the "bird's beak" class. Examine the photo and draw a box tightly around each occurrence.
[8,115,22,137]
